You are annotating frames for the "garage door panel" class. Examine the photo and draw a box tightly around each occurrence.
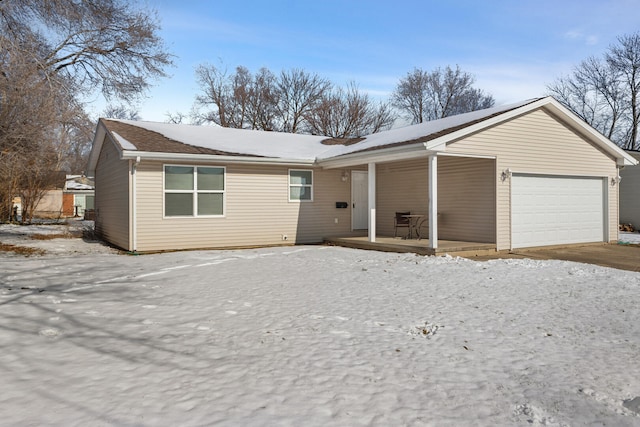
[512,175,604,248]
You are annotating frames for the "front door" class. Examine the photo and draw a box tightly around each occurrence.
[352,171,368,230]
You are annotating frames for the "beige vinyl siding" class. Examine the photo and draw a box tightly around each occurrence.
[620,155,640,227]
[437,156,495,243]
[446,108,618,249]
[376,157,495,242]
[134,162,352,252]
[94,137,130,250]
[295,168,353,242]
[376,158,429,237]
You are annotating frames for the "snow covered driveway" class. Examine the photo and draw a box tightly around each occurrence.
[1,243,639,426]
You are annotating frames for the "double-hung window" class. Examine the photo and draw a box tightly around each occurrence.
[164,165,225,217]
[289,169,313,201]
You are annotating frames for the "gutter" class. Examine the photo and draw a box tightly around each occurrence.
[317,142,442,169]
[120,150,316,166]
[131,156,140,253]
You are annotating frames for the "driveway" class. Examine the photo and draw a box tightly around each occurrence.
[468,243,640,272]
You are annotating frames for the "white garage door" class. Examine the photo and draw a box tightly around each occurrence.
[512,175,605,249]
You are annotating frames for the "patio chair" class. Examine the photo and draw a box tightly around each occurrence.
[394,211,411,238]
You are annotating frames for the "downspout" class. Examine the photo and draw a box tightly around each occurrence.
[131,156,140,253]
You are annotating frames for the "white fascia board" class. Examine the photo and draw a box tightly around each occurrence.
[88,121,132,175]
[120,150,316,167]
[542,99,638,166]
[86,124,107,176]
[317,142,441,169]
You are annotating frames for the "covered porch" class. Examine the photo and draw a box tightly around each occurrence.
[320,149,498,254]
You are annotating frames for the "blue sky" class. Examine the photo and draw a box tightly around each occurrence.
[120,0,640,122]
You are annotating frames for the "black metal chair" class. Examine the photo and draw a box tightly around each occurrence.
[394,211,411,238]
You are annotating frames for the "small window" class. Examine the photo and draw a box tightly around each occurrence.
[164,165,225,217]
[289,169,313,201]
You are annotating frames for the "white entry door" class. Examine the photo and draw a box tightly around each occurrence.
[352,171,368,230]
[511,174,605,249]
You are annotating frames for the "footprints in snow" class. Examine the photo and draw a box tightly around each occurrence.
[38,328,62,339]
[224,301,252,316]
[513,390,640,426]
[308,315,442,339]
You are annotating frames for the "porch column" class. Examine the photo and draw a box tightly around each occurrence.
[429,154,438,249]
[368,162,376,242]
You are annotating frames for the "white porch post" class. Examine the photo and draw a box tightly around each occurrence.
[368,162,376,242]
[429,154,438,249]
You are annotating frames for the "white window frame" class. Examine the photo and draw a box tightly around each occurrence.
[289,169,313,202]
[163,164,226,218]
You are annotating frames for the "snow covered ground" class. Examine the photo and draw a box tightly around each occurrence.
[1,221,639,426]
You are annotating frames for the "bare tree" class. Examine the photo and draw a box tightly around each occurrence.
[0,152,21,222]
[548,32,640,150]
[607,33,640,149]
[194,65,331,134]
[103,104,141,121]
[0,44,60,220]
[392,65,495,124]
[1,0,172,101]
[165,111,188,124]
[548,57,626,143]
[192,64,396,137]
[54,101,95,174]
[305,82,395,138]
[194,64,250,128]
[276,69,331,133]
[0,0,172,221]
[19,152,63,223]
[390,68,429,124]
[0,53,89,220]
[247,67,279,131]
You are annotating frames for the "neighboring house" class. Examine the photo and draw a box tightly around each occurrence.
[620,150,640,228]
[63,175,95,217]
[28,171,67,219]
[22,175,95,219]
[87,96,637,253]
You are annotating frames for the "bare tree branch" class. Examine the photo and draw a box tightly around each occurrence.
[392,65,494,124]
[305,82,395,138]
[0,0,172,222]
[548,32,640,150]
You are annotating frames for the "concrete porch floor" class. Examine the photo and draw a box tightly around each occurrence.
[324,235,497,256]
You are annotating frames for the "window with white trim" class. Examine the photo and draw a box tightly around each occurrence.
[164,165,225,217]
[289,169,313,201]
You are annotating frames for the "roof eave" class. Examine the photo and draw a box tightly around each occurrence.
[86,121,109,176]
[120,150,316,166]
[317,142,442,169]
